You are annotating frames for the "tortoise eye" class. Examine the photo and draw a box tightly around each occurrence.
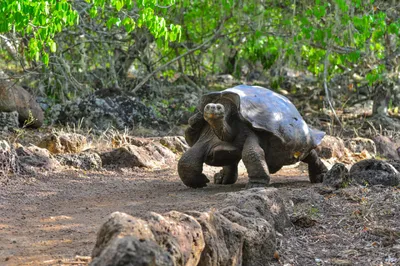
[217,105,222,110]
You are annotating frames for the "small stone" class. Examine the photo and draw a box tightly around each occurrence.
[345,137,376,155]
[323,163,350,189]
[38,133,88,154]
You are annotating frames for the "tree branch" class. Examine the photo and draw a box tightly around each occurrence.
[323,48,345,130]
[131,15,231,93]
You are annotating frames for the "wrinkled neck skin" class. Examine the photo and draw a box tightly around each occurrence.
[205,111,236,142]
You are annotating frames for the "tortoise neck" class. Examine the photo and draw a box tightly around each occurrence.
[206,116,234,142]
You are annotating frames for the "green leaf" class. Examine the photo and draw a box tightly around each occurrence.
[42,52,49,65]
[89,7,98,18]
[115,0,124,11]
[50,41,57,53]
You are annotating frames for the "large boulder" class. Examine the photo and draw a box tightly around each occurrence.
[90,188,291,266]
[0,80,44,128]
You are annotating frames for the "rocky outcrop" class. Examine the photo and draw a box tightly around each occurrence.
[38,133,88,154]
[101,141,176,168]
[16,144,60,171]
[90,188,291,266]
[0,80,44,128]
[56,152,102,170]
[51,91,168,131]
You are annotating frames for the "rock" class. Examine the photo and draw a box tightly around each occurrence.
[156,136,189,153]
[101,142,175,169]
[219,206,276,265]
[218,188,291,265]
[0,140,22,175]
[56,152,102,170]
[90,236,174,266]
[91,211,204,266]
[222,188,291,234]
[349,159,400,186]
[345,137,376,156]
[0,111,19,131]
[91,212,156,258]
[38,133,88,154]
[146,211,205,265]
[387,159,400,172]
[187,211,245,266]
[323,163,350,189]
[100,145,152,168]
[0,80,44,128]
[316,135,347,160]
[16,144,60,171]
[373,135,400,160]
[53,92,168,132]
[112,136,189,154]
[291,216,317,228]
[111,136,150,148]
[90,188,291,265]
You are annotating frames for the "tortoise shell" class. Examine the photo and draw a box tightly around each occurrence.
[197,85,324,150]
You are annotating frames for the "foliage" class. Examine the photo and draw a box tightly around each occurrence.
[0,0,181,64]
[0,0,399,115]
[0,0,78,63]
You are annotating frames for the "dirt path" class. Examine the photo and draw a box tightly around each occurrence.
[0,163,309,266]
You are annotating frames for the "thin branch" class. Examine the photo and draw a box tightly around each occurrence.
[131,15,231,93]
[323,48,345,130]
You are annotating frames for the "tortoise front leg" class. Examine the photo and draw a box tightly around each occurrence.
[242,133,271,188]
[214,162,239,185]
[178,143,209,188]
[301,149,327,183]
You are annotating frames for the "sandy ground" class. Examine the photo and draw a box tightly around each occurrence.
[0,162,309,266]
[2,161,399,266]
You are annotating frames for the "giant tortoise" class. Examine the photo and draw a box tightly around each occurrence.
[178,85,327,188]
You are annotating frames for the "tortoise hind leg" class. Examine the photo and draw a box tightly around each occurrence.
[214,162,239,185]
[302,149,327,183]
[242,133,271,188]
[178,143,210,188]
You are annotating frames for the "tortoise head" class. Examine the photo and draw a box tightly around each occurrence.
[200,91,240,124]
[203,103,225,122]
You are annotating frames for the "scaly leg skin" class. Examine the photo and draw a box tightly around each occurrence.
[214,163,239,185]
[242,133,270,188]
[178,143,209,188]
[302,149,327,183]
